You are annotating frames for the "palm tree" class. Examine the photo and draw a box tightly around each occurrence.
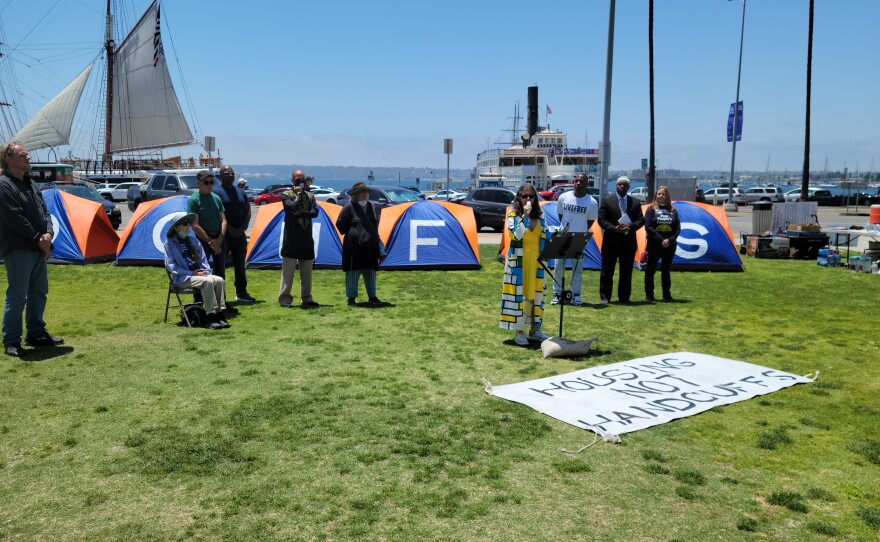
[647,0,656,203]
[801,0,814,199]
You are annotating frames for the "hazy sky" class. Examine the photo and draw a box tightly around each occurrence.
[2,0,878,173]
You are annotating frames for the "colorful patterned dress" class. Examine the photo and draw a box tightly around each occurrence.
[500,210,548,331]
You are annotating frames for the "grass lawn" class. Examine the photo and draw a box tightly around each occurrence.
[1,246,878,541]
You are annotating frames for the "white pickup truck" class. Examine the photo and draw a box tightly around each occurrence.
[96,182,142,202]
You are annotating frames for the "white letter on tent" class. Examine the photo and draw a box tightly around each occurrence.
[676,222,709,260]
[410,220,445,261]
[312,222,321,257]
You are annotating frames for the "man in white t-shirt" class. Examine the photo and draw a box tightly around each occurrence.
[552,174,598,306]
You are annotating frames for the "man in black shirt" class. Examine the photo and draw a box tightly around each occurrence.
[215,165,254,303]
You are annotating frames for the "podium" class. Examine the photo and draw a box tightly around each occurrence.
[538,231,591,339]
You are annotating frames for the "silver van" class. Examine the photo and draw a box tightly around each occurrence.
[744,186,784,203]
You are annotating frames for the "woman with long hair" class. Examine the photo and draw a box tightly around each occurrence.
[500,184,549,345]
[643,185,681,302]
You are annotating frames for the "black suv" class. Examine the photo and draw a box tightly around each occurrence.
[459,187,520,232]
[336,185,422,208]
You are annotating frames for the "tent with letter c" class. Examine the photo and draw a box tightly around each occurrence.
[377,200,480,270]
[635,201,743,271]
[40,188,120,264]
[499,201,603,270]
[246,201,343,268]
[115,196,190,266]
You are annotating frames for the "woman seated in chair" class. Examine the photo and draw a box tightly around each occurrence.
[164,213,230,330]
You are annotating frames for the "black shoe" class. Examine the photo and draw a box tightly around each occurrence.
[646,295,655,303]
[4,343,26,357]
[235,292,256,303]
[347,297,356,306]
[599,298,609,306]
[206,314,224,330]
[367,297,383,306]
[301,300,320,308]
[662,295,674,302]
[25,331,64,347]
[224,305,240,315]
[217,311,231,328]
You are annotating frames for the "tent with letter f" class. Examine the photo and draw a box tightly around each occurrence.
[246,201,343,268]
[377,200,480,270]
[115,196,190,266]
[41,188,119,264]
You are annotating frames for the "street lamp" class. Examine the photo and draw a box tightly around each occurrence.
[728,0,746,189]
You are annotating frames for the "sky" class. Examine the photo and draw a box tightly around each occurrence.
[1,0,878,174]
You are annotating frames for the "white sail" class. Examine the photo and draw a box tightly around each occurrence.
[110,2,194,153]
[9,64,93,152]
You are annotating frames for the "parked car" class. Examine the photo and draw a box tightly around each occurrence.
[55,184,122,229]
[428,189,466,201]
[743,186,784,203]
[127,172,198,211]
[695,188,706,203]
[629,186,649,203]
[702,187,745,205]
[259,183,293,194]
[310,187,342,204]
[402,186,426,199]
[784,188,836,205]
[97,181,141,202]
[552,186,599,201]
[459,187,544,232]
[539,184,573,200]
[254,186,291,205]
[336,185,423,209]
[784,188,802,202]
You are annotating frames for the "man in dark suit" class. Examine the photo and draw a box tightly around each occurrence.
[597,176,645,304]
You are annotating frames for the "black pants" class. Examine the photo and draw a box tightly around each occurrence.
[599,234,636,302]
[226,233,248,296]
[645,239,675,298]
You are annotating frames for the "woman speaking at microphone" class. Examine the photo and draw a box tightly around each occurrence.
[499,184,549,346]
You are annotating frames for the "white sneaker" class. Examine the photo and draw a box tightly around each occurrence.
[572,295,582,306]
[551,294,560,305]
[513,332,529,346]
[528,329,549,341]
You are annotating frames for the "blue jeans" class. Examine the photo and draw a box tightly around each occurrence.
[345,270,377,299]
[2,249,49,345]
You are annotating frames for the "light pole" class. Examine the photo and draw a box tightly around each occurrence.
[444,139,453,194]
[728,0,746,189]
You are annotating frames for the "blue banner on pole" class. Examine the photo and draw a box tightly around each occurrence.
[727,101,743,142]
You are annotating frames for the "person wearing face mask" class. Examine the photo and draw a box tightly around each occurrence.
[643,185,680,302]
[500,183,549,346]
[278,171,320,307]
[164,213,230,329]
[335,182,384,306]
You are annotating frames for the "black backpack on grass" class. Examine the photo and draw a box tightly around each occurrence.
[181,304,208,327]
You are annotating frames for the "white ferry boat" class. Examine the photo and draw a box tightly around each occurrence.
[473,87,598,190]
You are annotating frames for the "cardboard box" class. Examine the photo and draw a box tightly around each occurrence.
[787,224,821,233]
[746,235,789,258]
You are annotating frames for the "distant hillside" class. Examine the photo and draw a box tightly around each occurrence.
[234,164,472,182]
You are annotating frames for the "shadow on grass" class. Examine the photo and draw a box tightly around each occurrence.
[20,345,74,362]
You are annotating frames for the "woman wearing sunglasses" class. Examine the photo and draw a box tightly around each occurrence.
[500,184,549,346]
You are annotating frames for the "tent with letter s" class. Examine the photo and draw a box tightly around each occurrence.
[246,201,343,268]
[115,196,190,266]
[378,200,480,270]
[634,201,743,271]
[40,188,120,264]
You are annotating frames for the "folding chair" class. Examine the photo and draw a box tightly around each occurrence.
[164,270,199,327]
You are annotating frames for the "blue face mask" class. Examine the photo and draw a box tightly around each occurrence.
[176,229,189,238]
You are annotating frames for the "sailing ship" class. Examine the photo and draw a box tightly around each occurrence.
[473,86,598,190]
[5,1,211,184]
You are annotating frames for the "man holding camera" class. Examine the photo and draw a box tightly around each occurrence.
[278,170,320,307]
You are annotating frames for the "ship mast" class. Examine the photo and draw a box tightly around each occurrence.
[103,0,115,165]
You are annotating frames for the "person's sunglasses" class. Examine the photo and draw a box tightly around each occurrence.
[520,194,536,199]
[200,179,214,185]
[178,221,191,226]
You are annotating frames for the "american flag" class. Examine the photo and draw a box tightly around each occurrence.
[153,6,163,67]
[546,105,552,115]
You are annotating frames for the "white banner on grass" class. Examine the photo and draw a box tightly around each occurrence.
[490,352,812,437]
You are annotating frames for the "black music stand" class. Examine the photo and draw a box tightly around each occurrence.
[538,231,591,339]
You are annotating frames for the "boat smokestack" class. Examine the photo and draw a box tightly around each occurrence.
[527,86,538,137]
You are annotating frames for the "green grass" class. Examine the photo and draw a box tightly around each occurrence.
[1,249,879,540]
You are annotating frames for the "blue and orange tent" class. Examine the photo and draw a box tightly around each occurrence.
[115,196,191,266]
[377,200,480,270]
[246,201,343,268]
[42,188,119,264]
